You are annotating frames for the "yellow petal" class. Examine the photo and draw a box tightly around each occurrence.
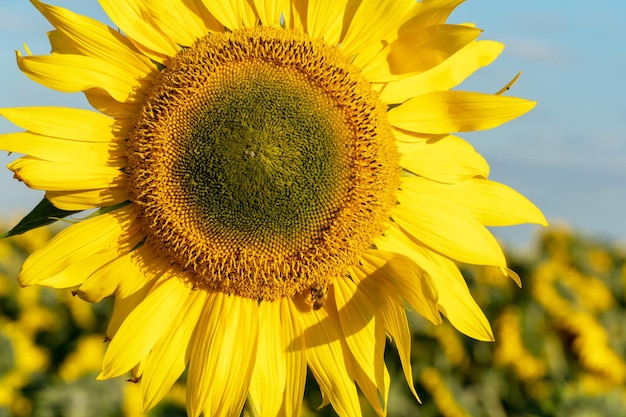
[398,134,489,183]
[74,252,129,302]
[140,0,222,48]
[9,156,126,192]
[100,272,192,379]
[46,188,128,211]
[35,251,120,289]
[364,25,481,82]
[388,91,536,134]
[300,289,362,417]
[98,0,179,59]
[199,0,258,30]
[249,301,286,417]
[106,289,144,342]
[349,261,421,400]
[357,250,441,325]
[186,293,259,417]
[18,206,137,286]
[334,278,386,415]
[433,257,494,341]
[0,107,122,142]
[373,284,417,402]
[254,0,289,28]
[17,52,145,104]
[105,247,168,339]
[141,288,207,412]
[279,299,307,417]
[380,40,503,103]
[402,0,464,28]
[31,0,154,75]
[375,226,494,341]
[461,178,548,226]
[306,0,348,44]
[84,88,141,119]
[403,176,548,227]
[72,227,145,302]
[0,132,125,165]
[392,184,507,267]
[342,0,416,67]
[287,0,307,32]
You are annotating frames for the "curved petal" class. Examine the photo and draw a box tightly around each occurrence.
[99,272,193,379]
[306,0,348,44]
[392,185,507,267]
[334,278,386,415]
[46,188,128,211]
[18,206,137,286]
[33,252,119,289]
[98,0,179,58]
[341,0,416,67]
[32,0,154,75]
[249,301,287,417]
[186,293,259,417]
[399,0,465,29]
[363,24,481,82]
[349,259,421,400]
[460,178,548,226]
[402,176,548,227]
[84,89,141,118]
[105,247,170,339]
[254,0,289,28]
[0,107,122,142]
[17,52,146,104]
[140,288,207,412]
[199,0,258,30]
[36,219,142,288]
[380,40,504,104]
[0,132,125,165]
[374,226,494,341]
[397,134,489,183]
[75,249,136,303]
[9,156,126,192]
[300,289,362,417]
[139,0,220,47]
[388,91,536,134]
[356,250,441,325]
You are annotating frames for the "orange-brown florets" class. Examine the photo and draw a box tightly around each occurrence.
[127,27,399,301]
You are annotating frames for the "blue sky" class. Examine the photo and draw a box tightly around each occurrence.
[1,0,625,250]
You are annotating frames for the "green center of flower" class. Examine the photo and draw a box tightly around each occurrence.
[128,27,399,302]
[178,61,351,247]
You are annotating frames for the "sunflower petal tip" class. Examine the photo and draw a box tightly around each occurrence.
[502,267,522,288]
[17,271,37,287]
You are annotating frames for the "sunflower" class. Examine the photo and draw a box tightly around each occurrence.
[1,0,546,416]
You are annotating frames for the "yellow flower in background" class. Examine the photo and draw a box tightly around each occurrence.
[58,335,107,382]
[0,0,546,416]
[0,320,48,416]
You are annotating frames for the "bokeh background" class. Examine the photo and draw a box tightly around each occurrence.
[1,1,625,416]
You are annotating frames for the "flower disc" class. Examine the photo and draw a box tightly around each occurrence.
[127,27,400,301]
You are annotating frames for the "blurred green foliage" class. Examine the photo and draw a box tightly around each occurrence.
[1,223,625,416]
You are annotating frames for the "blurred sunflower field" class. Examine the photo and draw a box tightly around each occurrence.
[1,222,625,417]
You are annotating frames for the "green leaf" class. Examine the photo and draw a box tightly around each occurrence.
[85,200,131,219]
[0,198,82,239]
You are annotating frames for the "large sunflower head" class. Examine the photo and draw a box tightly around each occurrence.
[1,0,546,416]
